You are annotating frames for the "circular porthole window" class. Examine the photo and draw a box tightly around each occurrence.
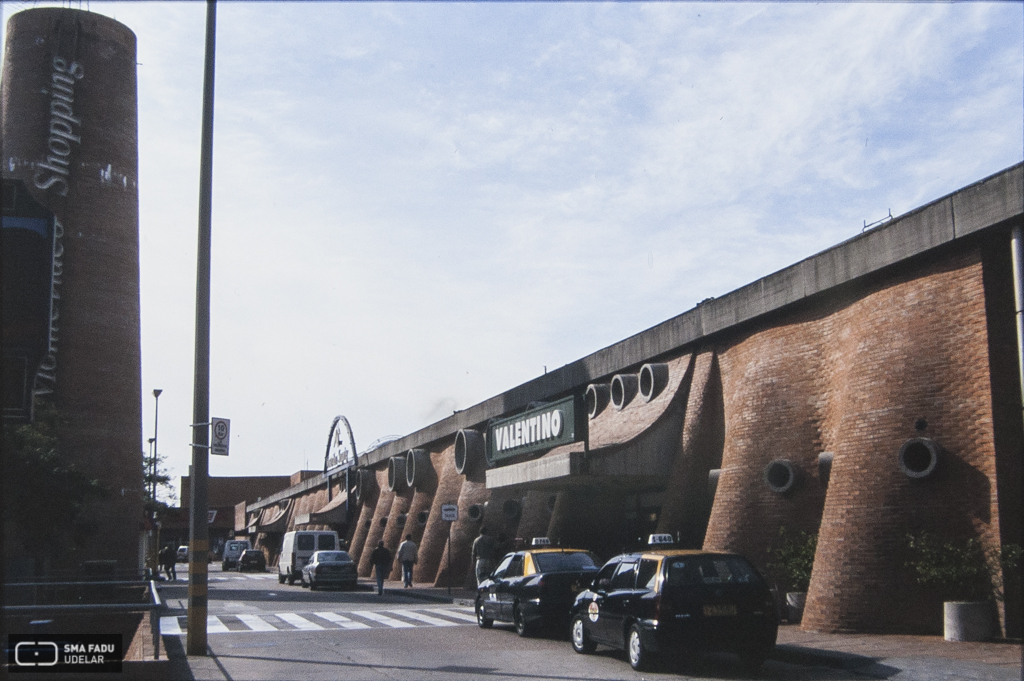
[467,504,484,522]
[416,510,429,526]
[764,459,797,494]
[379,517,388,528]
[396,513,407,528]
[502,499,521,520]
[899,438,940,479]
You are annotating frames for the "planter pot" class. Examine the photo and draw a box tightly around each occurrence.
[944,601,995,642]
[786,592,807,624]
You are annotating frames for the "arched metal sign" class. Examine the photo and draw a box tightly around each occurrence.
[324,415,357,475]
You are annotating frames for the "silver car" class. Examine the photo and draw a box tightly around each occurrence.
[301,550,358,591]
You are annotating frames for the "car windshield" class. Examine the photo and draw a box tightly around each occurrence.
[665,556,759,586]
[532,551,599,572]
[315,551,351,563]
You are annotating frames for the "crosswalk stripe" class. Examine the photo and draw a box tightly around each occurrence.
[314,612,371,629]
[159,608,474,635]
[236,614,277,631]
[160,616,182,635]
[383,610,456,627]
[422,607,477,622]
[207,616,231,634]
[349,610,416,628]
[275,612,324,630]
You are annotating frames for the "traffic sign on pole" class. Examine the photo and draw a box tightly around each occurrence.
[211,417,229,456]
[441,504,458,522]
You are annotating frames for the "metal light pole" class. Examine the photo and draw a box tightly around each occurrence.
[188,0,217,657]
[151,389,162,503]
[147,438,156,501]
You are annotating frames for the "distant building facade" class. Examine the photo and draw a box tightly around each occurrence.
[2,8,143,574]
[237,165,1023,636]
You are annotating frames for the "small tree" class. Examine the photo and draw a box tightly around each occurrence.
[905,531,1022,602]
[2,401,107,572]
[142,449,177,517]
[766,526,818,593]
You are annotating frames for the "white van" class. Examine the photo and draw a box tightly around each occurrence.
[221,539,252,571]
[278,530,339,584]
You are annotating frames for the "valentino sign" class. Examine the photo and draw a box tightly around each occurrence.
[486,395,584,465]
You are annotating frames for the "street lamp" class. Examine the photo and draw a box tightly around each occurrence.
[152,389,162,507]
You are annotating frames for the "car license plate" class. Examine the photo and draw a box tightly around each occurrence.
[703,604,737,617]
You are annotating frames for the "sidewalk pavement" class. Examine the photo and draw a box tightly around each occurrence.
[167,580,1022,680]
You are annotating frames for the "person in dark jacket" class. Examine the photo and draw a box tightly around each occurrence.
[370,541,392,595]
[159,545,176,581]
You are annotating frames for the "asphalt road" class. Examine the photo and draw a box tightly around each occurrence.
[155,566,903,681]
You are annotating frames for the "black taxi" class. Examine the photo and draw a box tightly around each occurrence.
[568,535,777,672]
[476,538,600,636]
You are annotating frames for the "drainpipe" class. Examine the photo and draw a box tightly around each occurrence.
[1011,225,1024,429]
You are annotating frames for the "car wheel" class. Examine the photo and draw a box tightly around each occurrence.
[278,573,286,584]
[300,572,308,588]
[513,603,533,637]
[571,615,596,654]
[310,580,317,592]
[475,598,494,629]
[287,574,296,585]
[627,624,654,671]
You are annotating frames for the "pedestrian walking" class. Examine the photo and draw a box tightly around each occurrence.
[472,527,497,586]
[160,545,176,581]
[370,541,392,596]
[397,534,418,588]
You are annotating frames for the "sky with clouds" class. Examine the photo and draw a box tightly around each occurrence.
[3,1,1022,501]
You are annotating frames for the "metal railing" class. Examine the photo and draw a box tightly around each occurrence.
[2,580,164,660]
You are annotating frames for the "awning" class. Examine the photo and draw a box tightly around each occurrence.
[257,499,292,533]
[296,489,348,526]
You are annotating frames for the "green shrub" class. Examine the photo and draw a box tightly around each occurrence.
[905,531,1021,602]
[766,526,818,592]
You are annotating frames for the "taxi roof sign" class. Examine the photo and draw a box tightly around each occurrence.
[531,537,552,546]
[648,533,675,546]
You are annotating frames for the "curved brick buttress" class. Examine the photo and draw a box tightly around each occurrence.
[657,352,725,548]
[516,490,555,543]
[704,308,830,575]
[398,457,438,583]
[419,445,463,584]
[804,249,1004,633]
[347,482,378,565]
[435,465,491,589]
[384,486,416,580]
[357,468,394,578]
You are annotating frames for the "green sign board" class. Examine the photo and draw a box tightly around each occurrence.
[486,395,583,466]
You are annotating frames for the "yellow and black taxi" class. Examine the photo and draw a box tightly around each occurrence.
[476,538,601,636]
[569,535,777,672]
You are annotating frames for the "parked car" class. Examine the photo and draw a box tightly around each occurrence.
[176,546,189,563]
[475,539,601,636]
[301,550,358,590]
[222,539,252,571]
[569,543,777,672]
[279,530,340,585]
[238,549,266,572]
